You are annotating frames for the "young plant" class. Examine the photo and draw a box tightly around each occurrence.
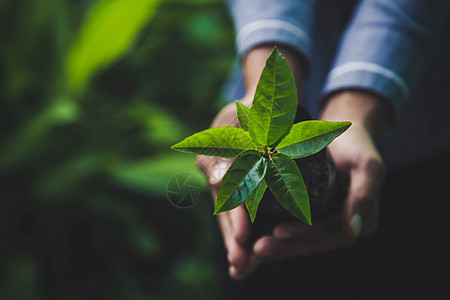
[171,47,350,225]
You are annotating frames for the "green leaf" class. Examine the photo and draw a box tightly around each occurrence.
[277,121,351,158]
[248,46,298,148]
[235,101,251,131]
[67,0,162,93]
[214,150,267,214]
[245,180,267,223]
[171,127,254,158]
[265,153,311,225]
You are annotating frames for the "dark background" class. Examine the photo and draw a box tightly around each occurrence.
[0,0,235,298]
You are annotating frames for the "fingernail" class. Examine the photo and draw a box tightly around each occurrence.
[351,213,362,237]
[229,265,246,280]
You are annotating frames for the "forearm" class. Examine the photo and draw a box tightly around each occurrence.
[321,90,390,137]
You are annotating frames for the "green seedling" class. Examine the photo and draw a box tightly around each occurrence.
[171,47,350,225]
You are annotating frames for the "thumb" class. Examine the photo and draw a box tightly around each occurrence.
[217,204,255,280]
[343,161,385,237]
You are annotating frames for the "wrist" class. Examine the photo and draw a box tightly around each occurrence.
[320,90,391,136]
[243,44,305,104]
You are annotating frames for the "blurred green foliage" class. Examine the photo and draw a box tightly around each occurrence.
[0,0,235,298]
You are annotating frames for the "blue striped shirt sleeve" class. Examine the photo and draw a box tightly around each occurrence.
[320,0,450,117]
[227,0,317,64]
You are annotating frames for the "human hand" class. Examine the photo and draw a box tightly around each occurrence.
[320,90,388,237]
[197,45,307,279]
[196,94,260,280]
[250,90,389,261]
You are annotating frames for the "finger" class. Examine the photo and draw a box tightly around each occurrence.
[200,154,254,279]
[253,234,353,260]
[266,214,355,259]
[344,158,386,237]
[273,213,342,241]
[253,236,294,258]
[207,160,250,256]
[228,204,251,244]
[229,254,261,280]
[252,235,323,259]
[218,212,250,274]
[217,206,255,279]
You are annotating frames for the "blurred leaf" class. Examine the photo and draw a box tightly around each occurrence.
[126,100,187,148]
[110,152,207,196]
[47,96,81,123]
[0,255,37,300]
[67,0,162,92]
[173,257,216,286]
[0,97,79,170]
[129,225,163,259]
[183,11,227,49]
[0,0,234,298]
[34,153,105,200]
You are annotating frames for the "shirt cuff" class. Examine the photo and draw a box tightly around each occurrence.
[320,61,409,118]
[235,19,313,65]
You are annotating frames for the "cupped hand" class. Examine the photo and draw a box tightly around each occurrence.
[252,122,386,261]
[197,95,259,280]
[196,45,308,279]
[251,90,388,262]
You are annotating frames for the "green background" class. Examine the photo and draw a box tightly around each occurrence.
[0,0,236,298]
